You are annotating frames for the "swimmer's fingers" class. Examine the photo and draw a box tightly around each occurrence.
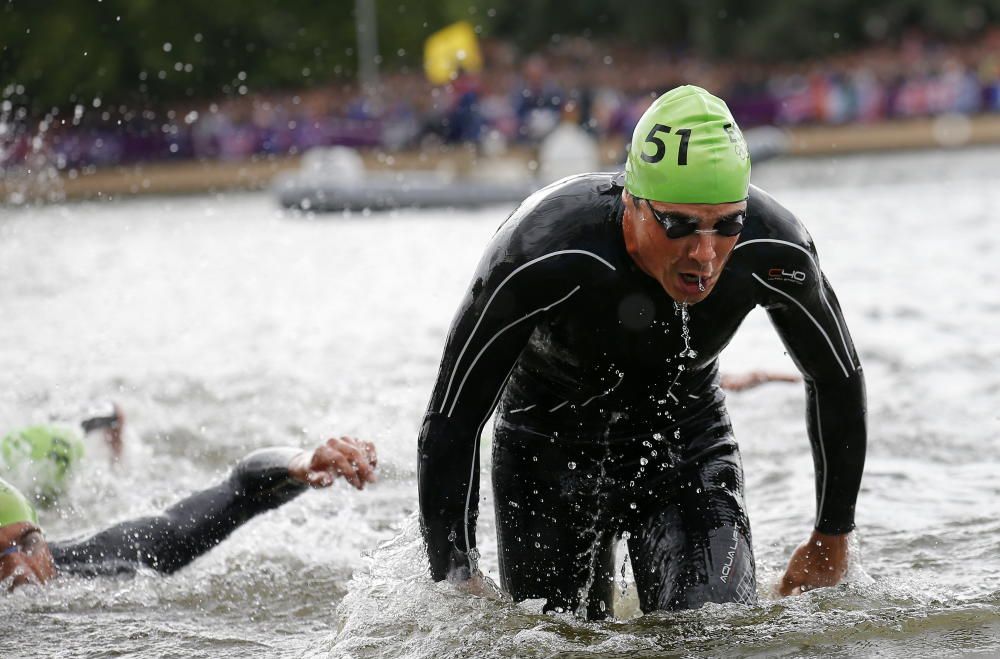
[777,572,804,597]
[293,437,378,489]
[327,436,377,485]
[329,449,364,489]
[778,531,849,597]
[362,440,377,469]
[293,443,352,488]
[318,437,377,489]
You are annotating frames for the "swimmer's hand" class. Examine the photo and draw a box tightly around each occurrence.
[720,371,799,392]
[448,565,505,599]
[288,436,378,490]
[778,530,849,596]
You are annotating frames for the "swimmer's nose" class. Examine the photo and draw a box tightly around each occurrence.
[688,232,717,265]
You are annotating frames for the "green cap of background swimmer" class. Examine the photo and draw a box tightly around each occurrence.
[0,477,38,527]
[625,85,751,204]
[1,425,85,504]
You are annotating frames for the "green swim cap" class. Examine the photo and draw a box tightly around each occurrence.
[0,476,38,527]
[625,85,751,204]
[1,425,85,503]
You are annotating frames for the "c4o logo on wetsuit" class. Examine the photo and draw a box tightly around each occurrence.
[767,268,806,285]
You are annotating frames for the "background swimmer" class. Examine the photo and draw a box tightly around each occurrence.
[0,436,376,592]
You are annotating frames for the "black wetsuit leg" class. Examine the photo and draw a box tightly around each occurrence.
[493,407,757,617]
[492,424,619,620]
[627,447,757,611]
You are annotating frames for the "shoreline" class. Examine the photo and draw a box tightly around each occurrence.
[4,114,1000,203]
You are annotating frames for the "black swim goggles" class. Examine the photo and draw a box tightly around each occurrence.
[0,528,43,558]
[642,198,745,239]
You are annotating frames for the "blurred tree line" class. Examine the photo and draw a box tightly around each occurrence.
[2,0,998,113]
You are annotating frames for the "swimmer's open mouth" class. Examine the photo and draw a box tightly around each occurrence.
[680,273,704,285]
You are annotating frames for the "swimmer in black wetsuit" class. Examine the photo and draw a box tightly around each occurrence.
[0,436,376,591]
[417,86,866,618]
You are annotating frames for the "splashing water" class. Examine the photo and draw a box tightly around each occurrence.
[673,301,698,359]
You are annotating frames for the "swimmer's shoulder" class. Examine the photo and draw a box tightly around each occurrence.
[733,184,819,266]
[491,172,627,268]
[498,172,623,237]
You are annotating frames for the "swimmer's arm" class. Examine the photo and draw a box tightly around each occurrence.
[418,242,585,581]
[762,255,865,593]
[50,440,376,576]
[418,299,538,581]
[49,448,305,575]
[764,263,867,536]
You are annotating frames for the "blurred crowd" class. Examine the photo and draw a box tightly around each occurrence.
[2,28,999,171]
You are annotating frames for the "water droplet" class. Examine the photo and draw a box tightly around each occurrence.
[629,502,637,509]
[640,457,648,466]
[567,461,577,470]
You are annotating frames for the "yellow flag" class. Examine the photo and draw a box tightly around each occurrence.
[424,21,483,85]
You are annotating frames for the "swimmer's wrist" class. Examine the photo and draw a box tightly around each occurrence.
[286,451,311,484]
[238,447,304,487]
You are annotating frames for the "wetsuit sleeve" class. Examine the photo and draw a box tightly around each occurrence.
[418,227,603,581]
[755,247,867,535]
[50,448,306,576]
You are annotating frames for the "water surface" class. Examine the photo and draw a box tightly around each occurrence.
[1,147,998,657]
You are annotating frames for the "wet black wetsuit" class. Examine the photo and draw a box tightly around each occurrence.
[50,448,305,576]
[417,173,867,618]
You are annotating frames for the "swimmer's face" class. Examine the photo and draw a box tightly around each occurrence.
[622,191,745,304]
[0,521,55,592]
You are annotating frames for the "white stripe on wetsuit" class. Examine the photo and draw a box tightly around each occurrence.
[751,274,851,378]
[580,373,625,407]
[464,363,517,557]
[813,389,829,527]
[439,249,617,416]
[446,286,582,418]
[735,238,854,365]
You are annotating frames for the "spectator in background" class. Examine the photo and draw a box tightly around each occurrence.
[444,67,484,144]
[513,55,564,141]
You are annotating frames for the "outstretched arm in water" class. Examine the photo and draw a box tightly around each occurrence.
[50,436,377,577]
